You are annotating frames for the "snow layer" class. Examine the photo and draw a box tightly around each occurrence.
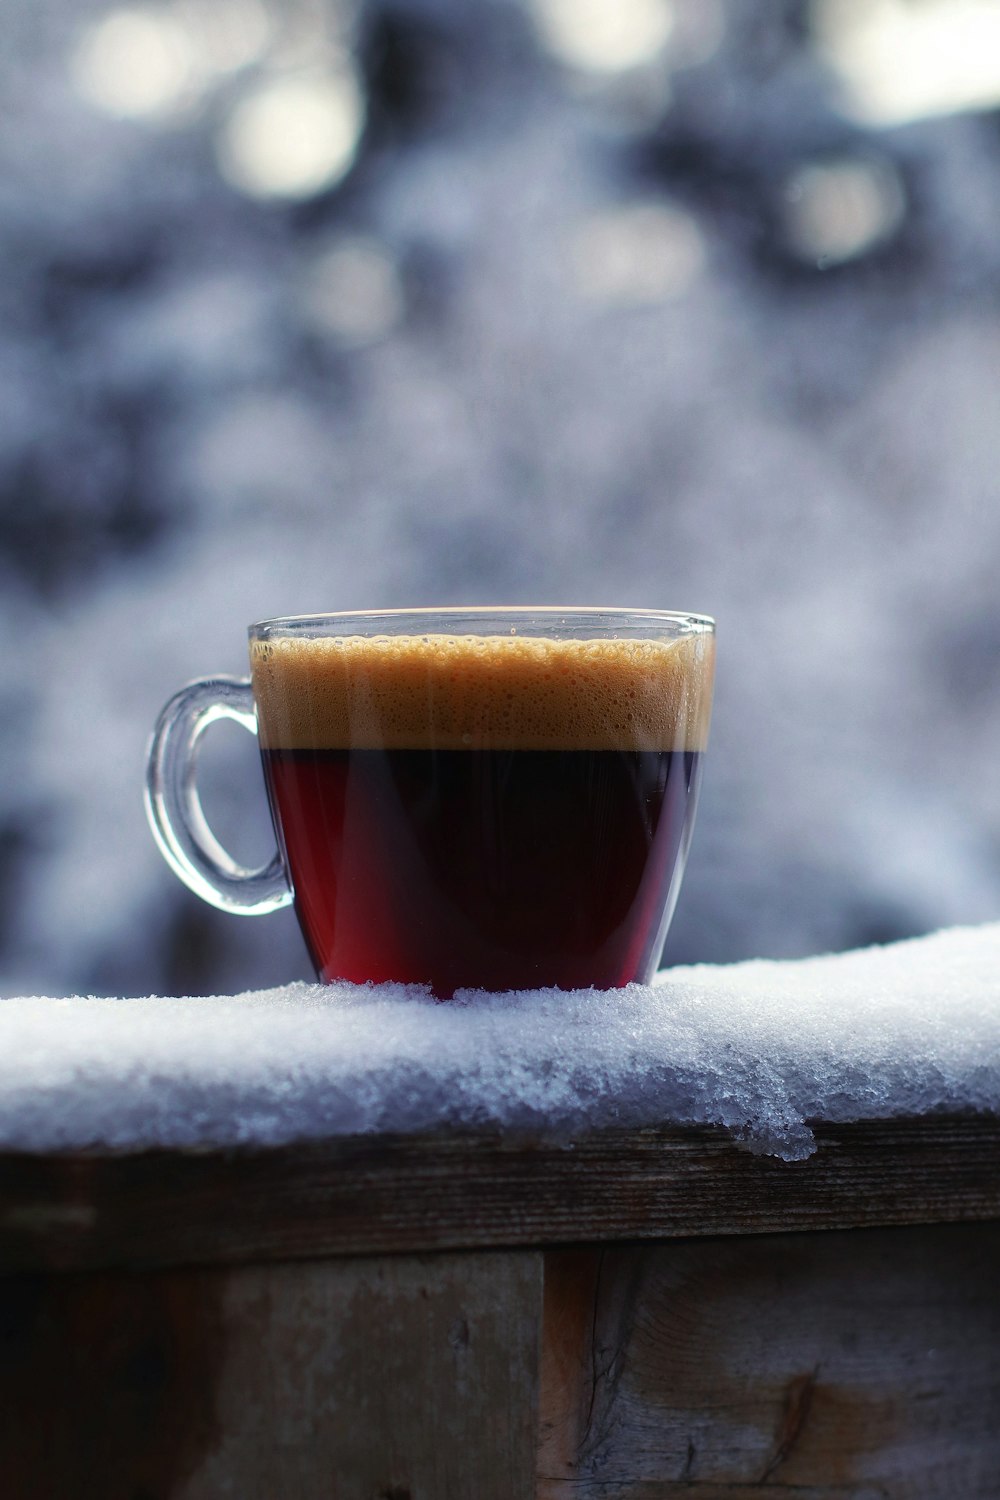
[2,923,997,1160]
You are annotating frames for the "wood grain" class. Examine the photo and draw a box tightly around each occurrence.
[538,1223,1000,1498]
[2,1115,1000,1273]
[0,1249,543,1500]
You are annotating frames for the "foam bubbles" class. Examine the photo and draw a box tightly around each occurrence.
[1,923,998,1159]
[249,632,715,751]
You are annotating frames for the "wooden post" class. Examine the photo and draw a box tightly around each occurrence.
[0,1251,542,1500]
[539,1225,1000,1496]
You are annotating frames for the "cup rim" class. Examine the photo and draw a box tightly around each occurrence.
[250,606,715,638]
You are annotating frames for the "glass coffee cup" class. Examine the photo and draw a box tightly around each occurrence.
[146,608,715,997]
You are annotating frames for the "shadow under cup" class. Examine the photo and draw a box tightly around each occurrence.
[248,610,715,997]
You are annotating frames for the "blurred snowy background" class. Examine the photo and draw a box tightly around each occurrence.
[2,0,1000,998]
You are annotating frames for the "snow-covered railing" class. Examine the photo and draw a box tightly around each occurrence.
[3,925,999,1495]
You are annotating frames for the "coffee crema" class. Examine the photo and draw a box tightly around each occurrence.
[249,632,714,751]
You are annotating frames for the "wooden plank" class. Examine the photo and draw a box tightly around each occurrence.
[2,1116,1000,1273]
[0,1248,543,1500]
[538,1223,1000,1498]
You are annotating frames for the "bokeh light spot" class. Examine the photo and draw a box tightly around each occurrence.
[215,69,364,201]
[783,157,906,267]
[301,235,404,346]
[72,7,199,119]
[530,0,675,74]
[179,0,273,74]
[815,0,1000,126]
[572,202,704,305]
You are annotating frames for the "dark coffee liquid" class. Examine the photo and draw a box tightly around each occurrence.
[261,746,702,996]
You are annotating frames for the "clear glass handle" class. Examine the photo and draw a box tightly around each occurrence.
[144,676,292,915]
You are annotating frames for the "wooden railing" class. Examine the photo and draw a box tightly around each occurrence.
[2,1117,999,1496]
